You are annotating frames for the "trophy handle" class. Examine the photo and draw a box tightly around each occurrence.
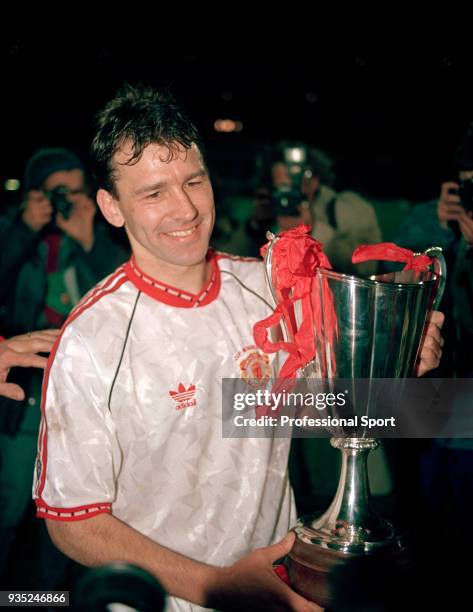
[422,246,447,310]
[263,231,279,307]
[263,231,294,345]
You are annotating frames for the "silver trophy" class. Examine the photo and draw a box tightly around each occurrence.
[263,232,446,608]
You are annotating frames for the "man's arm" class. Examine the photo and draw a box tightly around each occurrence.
[46,514,320,611]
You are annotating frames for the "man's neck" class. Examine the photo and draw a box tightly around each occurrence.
[133,255,210,295]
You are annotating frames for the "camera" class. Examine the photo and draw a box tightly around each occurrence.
[48,185,74,219]
[458,176,473,213]
[271,146,312,217]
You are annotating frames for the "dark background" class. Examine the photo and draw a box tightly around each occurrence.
[2,33,472,203]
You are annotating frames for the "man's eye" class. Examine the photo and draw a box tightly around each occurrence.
[147,192,161,199]
[187,181,202,188]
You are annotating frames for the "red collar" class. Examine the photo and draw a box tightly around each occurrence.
[124,250,221,308]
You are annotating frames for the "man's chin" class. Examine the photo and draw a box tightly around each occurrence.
[160,248,209,269]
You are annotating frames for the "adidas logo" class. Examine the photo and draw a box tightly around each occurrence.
[169,383,197,410]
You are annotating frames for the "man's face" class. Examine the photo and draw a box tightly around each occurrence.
[103,142,215,275]
[271,162,314,231]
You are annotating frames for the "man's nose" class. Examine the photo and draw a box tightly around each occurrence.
[173,188,199,220]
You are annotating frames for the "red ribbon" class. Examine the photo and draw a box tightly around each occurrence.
[352,243,433,271]
[253,225,337,394]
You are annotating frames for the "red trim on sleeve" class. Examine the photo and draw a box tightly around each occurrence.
[36,499,112,522]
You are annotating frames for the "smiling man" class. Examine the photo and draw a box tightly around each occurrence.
[33,84,442,612]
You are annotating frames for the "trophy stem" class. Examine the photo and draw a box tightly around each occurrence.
[295,437,402,553]
[287,438,409,607]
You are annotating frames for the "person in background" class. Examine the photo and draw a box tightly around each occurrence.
[247,142,382,275]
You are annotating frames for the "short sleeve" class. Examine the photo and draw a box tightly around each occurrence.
[34,325,122,521]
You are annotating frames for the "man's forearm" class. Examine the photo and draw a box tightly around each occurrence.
[46,512,219,606]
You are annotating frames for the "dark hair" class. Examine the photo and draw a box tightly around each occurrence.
[454,123,473,172]
[91,84,205,195]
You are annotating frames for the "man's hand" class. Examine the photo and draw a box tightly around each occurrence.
[210,532,322,611]
[22,190,54,232]
[56,193,96,252]
[0,329,60,400]
[417,311,445,377]
[457,210,473,245]
[437,181,465,227]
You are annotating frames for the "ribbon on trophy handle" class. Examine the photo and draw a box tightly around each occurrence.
[253,225,338,409]
[352,242,433,271]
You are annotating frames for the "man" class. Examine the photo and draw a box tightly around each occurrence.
[0,147,128,333]
[392,124,473,376]
[238,143,382,275]
[271,143,382,276]
[34,85,442,611]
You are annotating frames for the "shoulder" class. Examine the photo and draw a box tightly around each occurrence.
[214,251,271,303]
[216,251,264,278]
[62,264,136,337]
[336,190,375,211]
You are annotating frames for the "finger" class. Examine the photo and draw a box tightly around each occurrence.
[19,330,60,342]
[27,329,61,339]
[0,351,48,370]
[424,322,442,343]
[440,181,459,197]
[35,329,61,342]
[8,330,60,347]
[417,347,441,377]
[444,196,462,206]
[0,382,26,401]
[267,532,296,563]
[441,208,463,220]
[10,338,56,354]
[421,334,442,355]
[427,311,445,329]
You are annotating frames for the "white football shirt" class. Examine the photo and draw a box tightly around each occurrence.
[34,251,296,611]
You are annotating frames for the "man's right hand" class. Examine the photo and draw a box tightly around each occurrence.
[209,532,323,611]
[22,190,54,232]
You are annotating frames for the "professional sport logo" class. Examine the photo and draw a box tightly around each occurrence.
[169,383,197,410]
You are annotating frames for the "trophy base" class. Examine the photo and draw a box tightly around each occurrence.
[287,519,410,609]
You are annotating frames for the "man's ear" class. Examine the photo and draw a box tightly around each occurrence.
[96,189,125,228]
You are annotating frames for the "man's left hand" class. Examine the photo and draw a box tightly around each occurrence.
[417,311,445,377]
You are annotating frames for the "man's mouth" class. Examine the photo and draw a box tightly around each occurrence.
[165,226,198,238]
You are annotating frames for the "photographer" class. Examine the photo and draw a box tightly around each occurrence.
[252,142,382,275]
[392,124,473,376]
[0,147,127,589]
